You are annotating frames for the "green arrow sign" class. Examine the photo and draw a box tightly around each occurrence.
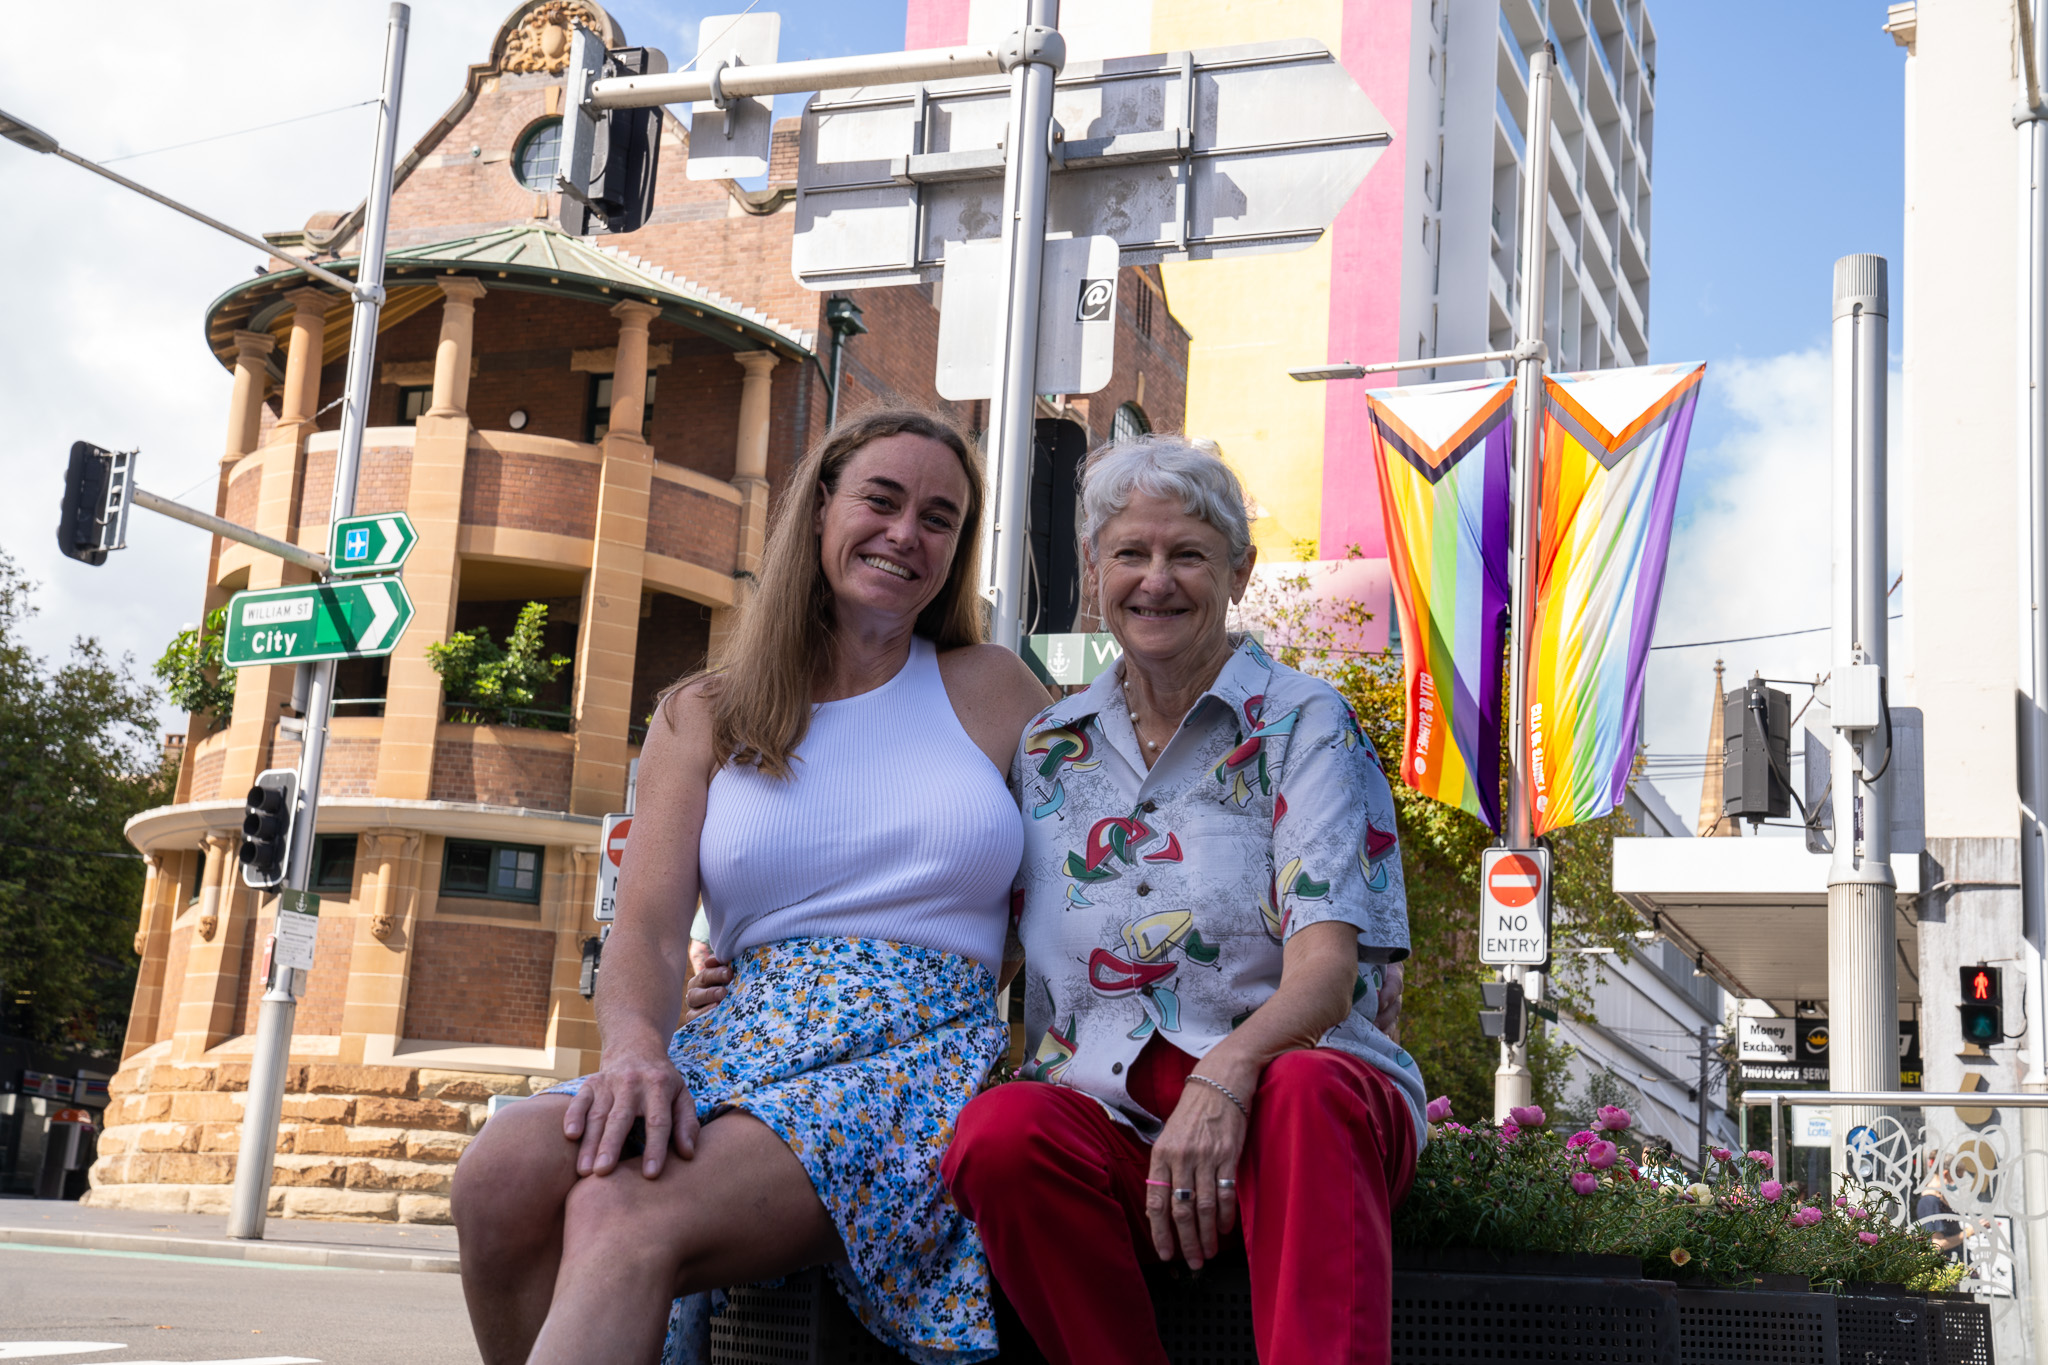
[330,512,417,575]
[223,580,416,668]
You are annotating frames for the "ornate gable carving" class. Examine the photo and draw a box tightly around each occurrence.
[501,1,606,74]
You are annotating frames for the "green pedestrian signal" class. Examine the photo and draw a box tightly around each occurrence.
[222,580,415,667]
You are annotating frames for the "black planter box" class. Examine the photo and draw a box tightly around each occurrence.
[708,1252,1994,1365]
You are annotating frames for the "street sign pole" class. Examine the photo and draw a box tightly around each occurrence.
[1495,47,1553,1123]
[228,1,409,1241]
[983,0,1063,652]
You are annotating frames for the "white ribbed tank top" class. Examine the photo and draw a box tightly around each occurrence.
[699,637,1022,972]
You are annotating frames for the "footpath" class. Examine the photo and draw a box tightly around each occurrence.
[0,1196,460,1273]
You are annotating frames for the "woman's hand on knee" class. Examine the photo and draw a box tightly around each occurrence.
[563,1048,700,1179]
[683,958,732,1021]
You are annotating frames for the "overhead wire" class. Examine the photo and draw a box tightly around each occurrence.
[98,98,380,164]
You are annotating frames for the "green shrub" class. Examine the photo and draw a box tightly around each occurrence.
[153,606,235,727]
[427,601,571,728]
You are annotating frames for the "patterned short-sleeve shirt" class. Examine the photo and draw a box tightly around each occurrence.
[1010,635,1428,1141]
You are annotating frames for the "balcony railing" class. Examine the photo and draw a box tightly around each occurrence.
[1498,10,1531,86]
[441,701,574,732]
[1496,90,1527,160]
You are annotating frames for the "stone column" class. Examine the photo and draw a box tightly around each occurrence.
[554,850,605,1073]
[427,278,487,418]
[568,302,660,815]
[123,854,171,1060]
[220,298,327,796]
[376,278,486,801]
[172,833,243,1061]
[710,351,780,663]
[337,830,422,1065]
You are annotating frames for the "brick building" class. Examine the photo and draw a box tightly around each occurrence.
[94,0,1188,1223]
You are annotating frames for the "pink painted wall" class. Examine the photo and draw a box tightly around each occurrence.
[1318,0,1410,561]
[907,0,969,46]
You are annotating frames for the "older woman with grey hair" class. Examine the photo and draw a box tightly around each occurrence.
[940,434,1426,1364]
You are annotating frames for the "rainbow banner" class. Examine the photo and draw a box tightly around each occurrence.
[1527,363,1706,835]
[1364,378,1515,830]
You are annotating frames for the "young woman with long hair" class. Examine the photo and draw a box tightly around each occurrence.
[451,408,1050,1365]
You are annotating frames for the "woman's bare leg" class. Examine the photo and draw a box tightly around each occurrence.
[451,1095,580,1365]
[528,1111,844,1365]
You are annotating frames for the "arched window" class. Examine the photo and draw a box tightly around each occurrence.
[514,118,564,192]
[1111,402,1151,442]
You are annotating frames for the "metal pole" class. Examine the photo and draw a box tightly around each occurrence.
[2015,7,2048,1354]
[1495,47,1552,1122]
[1825,254,1896,1191]
[982,0,1063,653]
[828,331,847,429]
[131,486,331,575]
[1697,1023,1711,1171]
[228,3,408,1241]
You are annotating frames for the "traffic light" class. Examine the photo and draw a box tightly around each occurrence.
[1724,673,1791,825]
[1959,965,2002,1048]
[557,28,665,237]
[1480,980,1526,1046]
[239,768,299,890]
[57,442,136,566]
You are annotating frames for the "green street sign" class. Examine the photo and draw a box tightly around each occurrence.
[223,579,415,668]
[330,512,417,575]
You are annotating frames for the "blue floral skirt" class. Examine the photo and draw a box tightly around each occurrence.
[547,936,1009,1364]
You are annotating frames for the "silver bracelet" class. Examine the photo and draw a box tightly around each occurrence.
[1186,1073,1250,1120]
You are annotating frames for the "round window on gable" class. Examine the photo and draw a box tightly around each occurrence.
[514,117,564,192]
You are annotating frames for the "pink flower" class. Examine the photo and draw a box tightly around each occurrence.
[1859,1231,1882,1246]
[1569,1172,1599,1196]
[1426,1095,1454,1124]
[1586,1140,1619,1170]
[1835,1197,1850,1208]
[1566,1130,1597,1149]
[1509,1105,1547,1128]
[1845,1205,1870,1220]
[1500,1122,1521,1143]
[1596,1105,1633,1132]
[1760,1180,1783,1202]
[1444,1122,1472,1136]
[1747,1150,1774,1169]
[1792,1207,1824,1227]
[1709,1147,1733,1162]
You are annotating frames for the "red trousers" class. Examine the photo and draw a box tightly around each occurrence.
[942,1044,1417,1365]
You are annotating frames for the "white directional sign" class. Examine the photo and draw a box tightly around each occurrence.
[1478,847,1551,965]
[793,38,1391,290]
[593,813,631,922]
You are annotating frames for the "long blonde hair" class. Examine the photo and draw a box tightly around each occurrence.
[672,407,987,776]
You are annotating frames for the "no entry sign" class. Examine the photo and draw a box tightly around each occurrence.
[1479,847,1551,965]
[594,813,631,923]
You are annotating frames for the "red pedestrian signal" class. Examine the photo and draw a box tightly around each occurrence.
[1959,965,2001,1048]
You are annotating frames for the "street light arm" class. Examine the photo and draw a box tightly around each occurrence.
[0,106,363,297]
[590,44,1010,109]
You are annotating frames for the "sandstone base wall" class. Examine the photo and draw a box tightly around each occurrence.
[86,1058,553,1223]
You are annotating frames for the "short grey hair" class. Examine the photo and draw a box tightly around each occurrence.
[1079,434,1254,567]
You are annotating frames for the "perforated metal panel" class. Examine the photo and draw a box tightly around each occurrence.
[709,1276,824,1364]
[1834,1292,1931,1365]
[1928,1296,1994,1365]
[1148,1251,1258,1364]
[1391,1271,1678,1363]
[1676,1290,1833,1364]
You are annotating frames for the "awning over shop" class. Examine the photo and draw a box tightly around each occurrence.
[202,224,816,381]
[1612,837,1922,1009]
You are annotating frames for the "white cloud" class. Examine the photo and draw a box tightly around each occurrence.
[0,1,504,727]
[1638,348,1904,829]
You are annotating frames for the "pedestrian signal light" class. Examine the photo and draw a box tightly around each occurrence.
[556,29,665,236]
[1958,965,2002,1048]
[57,442,136,566]
[239,768,299,890]
[1480,980,1525,1047]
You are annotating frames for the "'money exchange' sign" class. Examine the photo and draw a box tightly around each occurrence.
[222,580,415,668]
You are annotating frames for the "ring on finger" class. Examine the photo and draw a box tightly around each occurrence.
[1172,1188,1195,1203]
[1217,1178,1237,1192]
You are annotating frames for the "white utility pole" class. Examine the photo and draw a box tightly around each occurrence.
[1495,47,1553,1122]
[227,2,409,1240]
[1824,253,1897,1178]
[2013,3,2048,1356]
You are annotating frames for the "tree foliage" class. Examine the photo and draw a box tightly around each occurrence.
[426,601,572,727]
[1236,544,1644,1123]
[0,553,173,1048]
[153,605,235,725]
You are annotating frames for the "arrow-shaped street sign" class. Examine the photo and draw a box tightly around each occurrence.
[222,579,416,668]
[330,511,417,575]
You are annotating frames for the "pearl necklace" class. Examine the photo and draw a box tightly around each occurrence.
[1121,678,1165,751]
